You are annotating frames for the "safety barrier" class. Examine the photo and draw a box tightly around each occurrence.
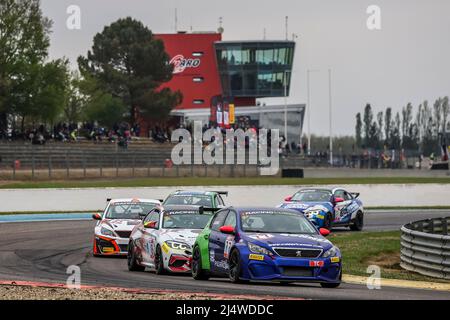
[400,217,450,279]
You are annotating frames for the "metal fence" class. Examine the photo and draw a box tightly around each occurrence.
[400,217,450,279]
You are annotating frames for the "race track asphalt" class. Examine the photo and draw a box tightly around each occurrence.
[0,210,449,300]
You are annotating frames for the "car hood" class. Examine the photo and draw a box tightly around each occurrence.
[245,232,333,250]
[102,219,141,231]
[160,229,203,246]
[279,202,333,213]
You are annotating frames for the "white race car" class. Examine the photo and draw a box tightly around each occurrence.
[92,198,161,256]
[127,205,217,273]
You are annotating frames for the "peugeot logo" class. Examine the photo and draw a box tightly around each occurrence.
[296,250,302,257]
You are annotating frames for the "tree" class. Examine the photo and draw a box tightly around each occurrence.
[363,104,373,147]
[433,98,442,136]
[442,96,449,133]
[32,59,70,124]
[355,113,362,147]
[368,121,379,149]
[77,74,126,127]
[376,111,383,148]
[390,112,401,149]
[0,0,51,130]
[64,72,85,124]
[78,17,182,125]
[401,103,413,149]
[384,107,392,146]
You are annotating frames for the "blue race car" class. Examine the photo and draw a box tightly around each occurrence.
[278,188,364,231]
[191,207,342,288]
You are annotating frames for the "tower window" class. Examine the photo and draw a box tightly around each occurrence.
[193,99,205,105]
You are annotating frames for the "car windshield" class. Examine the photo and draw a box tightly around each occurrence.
[240,210,317,234]
[164,194,212,206]
[291,190,332,202]
[105,202,157,219]
[162,210,212,229]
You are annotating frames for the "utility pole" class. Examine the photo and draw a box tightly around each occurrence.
[306,69,320,155]
[284,70,289,142]
[285,16,288,40]
[328,69,333,166]
[307,70,311,155]
[174,8,178,32]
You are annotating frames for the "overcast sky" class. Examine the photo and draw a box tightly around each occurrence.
[41,0,450,136]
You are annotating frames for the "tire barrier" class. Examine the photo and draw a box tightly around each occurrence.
[400,217,450,279]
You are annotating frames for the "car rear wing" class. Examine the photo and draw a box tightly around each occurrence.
[350,192,360,199]
[199,206,221,215]
[212,191,228,196]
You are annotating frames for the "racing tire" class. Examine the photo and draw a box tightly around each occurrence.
[228,249,248,284]
[154,245,166,275]
[191,246,210,281]
[127,241,145,272]
[323,213,333,230]
[350,211,364,231]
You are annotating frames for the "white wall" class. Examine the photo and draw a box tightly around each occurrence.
[0,184,449,212]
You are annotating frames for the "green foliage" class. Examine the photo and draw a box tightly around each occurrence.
[76,74,126,127]
[63,72,85,124]
[355,113,362,148]
[0,0,70,129]
[355,97,450,155]
[78,17,182,124]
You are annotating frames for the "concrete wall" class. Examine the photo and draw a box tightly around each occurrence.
[1,184,449,212]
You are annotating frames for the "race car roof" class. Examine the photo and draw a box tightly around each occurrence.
[296,188,333,193]
[234,207,302,215]
[162,204,217,215]
[171,190,216,196]
[108,198,161,204]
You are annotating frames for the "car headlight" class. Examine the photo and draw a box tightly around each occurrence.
[248,242,273,256]
[322,246,339,258]
[165,241,191,250]
[100,227,117,238]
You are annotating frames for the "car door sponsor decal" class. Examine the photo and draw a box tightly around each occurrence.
[249,254,264,261]
[224,235,234,259]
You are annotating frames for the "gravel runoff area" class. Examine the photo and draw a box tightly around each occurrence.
[0,284,236,300]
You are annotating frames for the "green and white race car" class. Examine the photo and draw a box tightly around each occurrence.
[163,190,228,208]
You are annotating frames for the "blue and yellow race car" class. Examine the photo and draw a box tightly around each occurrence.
[278,188,364,231]
[191,207,342,287]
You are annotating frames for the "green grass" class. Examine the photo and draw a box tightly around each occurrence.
[331,231,450,283]
[1,176,450,189]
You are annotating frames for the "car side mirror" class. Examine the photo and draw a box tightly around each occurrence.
[284,196,293,202]
[219,225,235,235]
[144,221,157,229]
[92,213,102,220]
[334,197,344,203]
[319,228,331,237]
